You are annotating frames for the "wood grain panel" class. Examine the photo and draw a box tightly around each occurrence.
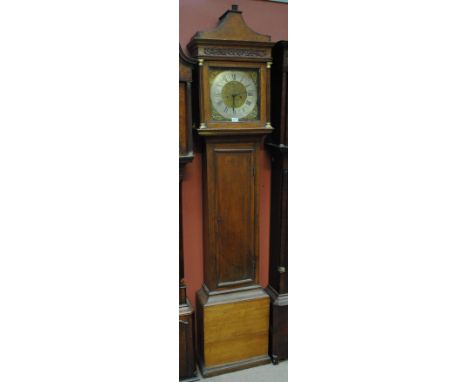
[205,334,268,367]
[204,298,269,366]
[213,147,256,286]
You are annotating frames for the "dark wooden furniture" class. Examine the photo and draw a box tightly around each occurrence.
[266,40,288,364]
[188,5,274,377]
[179,46,199,382]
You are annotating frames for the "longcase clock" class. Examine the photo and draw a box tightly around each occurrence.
[187,5,274,377]
[266,40,288,364]
[179,46,198,382]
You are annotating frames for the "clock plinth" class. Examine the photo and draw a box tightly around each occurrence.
[189,6,274,376]
[196,285,270,377]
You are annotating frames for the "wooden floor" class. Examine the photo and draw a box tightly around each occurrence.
[197,361,287,382]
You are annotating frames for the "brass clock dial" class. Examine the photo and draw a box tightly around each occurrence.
[210,70,258,121]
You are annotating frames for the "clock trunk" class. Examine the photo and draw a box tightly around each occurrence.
[203,138,258,291]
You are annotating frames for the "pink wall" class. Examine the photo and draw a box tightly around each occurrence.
[180,0,288,55]
[180,0,288,305]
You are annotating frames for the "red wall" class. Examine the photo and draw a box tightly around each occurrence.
[180,0,288,305]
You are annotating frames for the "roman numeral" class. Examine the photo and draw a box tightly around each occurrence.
[248,92,253,96]
[246,100,252,106]
[224,106,229,113]
[231,73,236,80]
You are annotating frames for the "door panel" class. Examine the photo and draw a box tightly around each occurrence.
[213,146,256,287]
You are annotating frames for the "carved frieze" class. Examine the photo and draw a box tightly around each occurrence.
[202,47,267,58]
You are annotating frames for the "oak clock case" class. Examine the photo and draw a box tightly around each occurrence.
[179,46,199,382]
[188,5,274,377]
